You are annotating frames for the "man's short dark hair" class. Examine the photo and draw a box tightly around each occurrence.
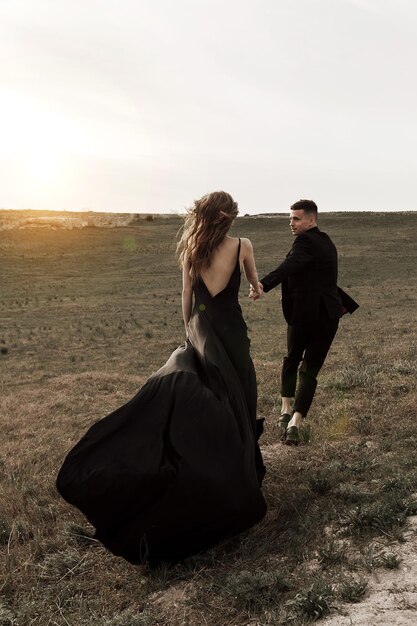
[290,199,318,217]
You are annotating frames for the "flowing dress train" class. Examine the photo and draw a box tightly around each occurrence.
[56,239,266,564]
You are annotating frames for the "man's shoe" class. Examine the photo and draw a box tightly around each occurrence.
[278,413,291,439]
[279,413,291,428]
[284,425,299,446]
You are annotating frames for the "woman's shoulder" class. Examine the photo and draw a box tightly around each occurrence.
[225,235,252,249]
[223,235,245,249]
[239,237,253,250]
[236,237,254,262]
[228,236,251,244]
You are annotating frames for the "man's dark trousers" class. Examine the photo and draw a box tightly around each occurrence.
[281,311,339,417]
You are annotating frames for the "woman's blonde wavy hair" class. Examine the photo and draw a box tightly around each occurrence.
[176,191,239,283]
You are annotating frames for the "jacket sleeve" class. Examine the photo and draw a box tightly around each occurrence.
[260,235,314,293]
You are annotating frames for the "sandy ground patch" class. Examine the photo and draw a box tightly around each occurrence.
[323,515,417,625]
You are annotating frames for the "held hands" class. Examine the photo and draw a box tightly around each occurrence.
[249,282,264,301]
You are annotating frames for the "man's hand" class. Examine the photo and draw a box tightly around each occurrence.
[249,282,264,301]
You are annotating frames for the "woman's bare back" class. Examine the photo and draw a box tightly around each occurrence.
[199,236,241,298]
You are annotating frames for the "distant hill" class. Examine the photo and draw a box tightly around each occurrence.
[0,210,163,230]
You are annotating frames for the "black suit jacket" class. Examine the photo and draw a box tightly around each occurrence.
[260,227,358,325]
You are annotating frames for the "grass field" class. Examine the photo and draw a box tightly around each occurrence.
[1,211,417,625]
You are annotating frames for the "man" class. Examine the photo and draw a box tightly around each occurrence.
[250,199,358,445]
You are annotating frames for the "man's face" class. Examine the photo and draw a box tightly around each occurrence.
[289,209,315,236]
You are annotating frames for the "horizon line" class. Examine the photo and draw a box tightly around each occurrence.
[1,207,416,215]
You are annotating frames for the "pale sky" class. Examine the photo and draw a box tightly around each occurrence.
[1,0,416,213]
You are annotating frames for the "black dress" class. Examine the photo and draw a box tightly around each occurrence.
[56,239,266,564]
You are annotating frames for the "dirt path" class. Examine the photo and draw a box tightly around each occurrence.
[262,444,417,625]
[322,515,417,625]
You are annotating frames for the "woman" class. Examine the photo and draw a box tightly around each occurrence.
[178,191,265,471]
[56,191,266,565]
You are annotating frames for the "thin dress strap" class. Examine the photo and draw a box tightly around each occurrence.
[237,237,241,269]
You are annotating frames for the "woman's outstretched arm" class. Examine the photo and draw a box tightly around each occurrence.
[241,238,263,297]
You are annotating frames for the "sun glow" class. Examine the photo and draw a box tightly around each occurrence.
[0,88,84,194]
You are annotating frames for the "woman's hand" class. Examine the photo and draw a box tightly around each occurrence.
[249,282,264,301]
